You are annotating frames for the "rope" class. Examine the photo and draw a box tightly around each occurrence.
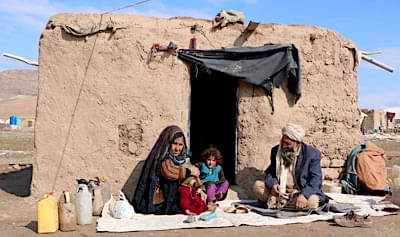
[51,0,158,192]
[103,0,155,14]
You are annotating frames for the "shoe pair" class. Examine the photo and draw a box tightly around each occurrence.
[333,210,372,228]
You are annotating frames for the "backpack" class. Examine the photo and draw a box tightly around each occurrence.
[341,143,390,195]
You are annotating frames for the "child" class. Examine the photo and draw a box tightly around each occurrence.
[178,176,207,215]
[197,147,229,210]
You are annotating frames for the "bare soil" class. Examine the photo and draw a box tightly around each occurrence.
[1,130,400,236]
[0,183,399,237]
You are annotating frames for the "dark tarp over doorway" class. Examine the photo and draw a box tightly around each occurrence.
[178,43,301,112]
[178,44,301,184]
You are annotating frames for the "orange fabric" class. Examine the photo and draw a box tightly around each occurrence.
[356,143,387,190]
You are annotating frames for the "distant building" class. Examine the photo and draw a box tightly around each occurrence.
[384,107,400,129]
[361,107,400,132]
[361,109,385,132]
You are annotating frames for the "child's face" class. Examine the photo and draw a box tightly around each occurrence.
[206,156,217,169]
[170,137,184,156]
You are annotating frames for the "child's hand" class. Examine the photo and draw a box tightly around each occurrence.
[185,209,195,215]
[199,190,207,201]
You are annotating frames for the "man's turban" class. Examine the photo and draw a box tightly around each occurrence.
[282,123,305,142]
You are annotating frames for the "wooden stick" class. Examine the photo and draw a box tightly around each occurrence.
[2,52,38,66]
[361,54,394,72]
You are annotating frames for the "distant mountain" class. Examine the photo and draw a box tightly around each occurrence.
[0,69,37,99]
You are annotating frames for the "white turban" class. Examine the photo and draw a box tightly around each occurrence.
[282,123,305,142]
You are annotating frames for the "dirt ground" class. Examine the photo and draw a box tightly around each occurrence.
[1,129,400,236]
[1,164,400,236]
[1,186,400,237]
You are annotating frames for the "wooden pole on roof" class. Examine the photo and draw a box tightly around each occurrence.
[360,50,394,73]
[2,52,38,66]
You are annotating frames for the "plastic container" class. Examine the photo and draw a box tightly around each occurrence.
[75,184,93,225]
[58,191,77,231]
[9,115,17,125]
[99,177,111,203]
[15,116,21,127]
[37,192,59,233]
[88,177,111,216]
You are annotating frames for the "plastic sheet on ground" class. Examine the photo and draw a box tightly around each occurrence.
[97,193,397,232]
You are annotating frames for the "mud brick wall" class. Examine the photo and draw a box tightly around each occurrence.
[33,14,362,195]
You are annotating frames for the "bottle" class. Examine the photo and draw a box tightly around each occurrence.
[75,184,93,225]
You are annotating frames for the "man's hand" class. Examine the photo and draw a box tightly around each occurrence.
[271,184,281,197]
[295,194,308,209]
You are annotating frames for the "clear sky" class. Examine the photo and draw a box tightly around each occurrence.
[0,0,399,109]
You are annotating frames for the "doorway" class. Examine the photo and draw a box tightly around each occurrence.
[190,70,238,184]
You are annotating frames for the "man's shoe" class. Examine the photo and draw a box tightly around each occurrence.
[333,211,372,228]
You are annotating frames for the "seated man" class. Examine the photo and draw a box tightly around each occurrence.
[253,123,328,209]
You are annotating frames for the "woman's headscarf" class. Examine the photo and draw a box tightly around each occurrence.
[132,125,188,213]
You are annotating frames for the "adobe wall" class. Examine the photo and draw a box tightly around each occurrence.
[33,13,362,196]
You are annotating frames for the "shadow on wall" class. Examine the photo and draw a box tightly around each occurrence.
[236,166,266,199]
[121,160,145,204]
[0,166,32,197]
[239,81,297,109]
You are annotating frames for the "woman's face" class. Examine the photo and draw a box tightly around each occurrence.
[206,156,217,169]
[170,136,185,156]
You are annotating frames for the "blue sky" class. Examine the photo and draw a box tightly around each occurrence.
[0,0,399,108]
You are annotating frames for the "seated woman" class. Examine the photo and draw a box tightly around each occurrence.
[132,125,199,214]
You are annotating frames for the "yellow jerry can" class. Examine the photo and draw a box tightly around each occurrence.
[37,192,59,233]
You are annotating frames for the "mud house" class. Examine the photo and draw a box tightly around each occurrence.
[33,13,362,196]
[361,109,385,132]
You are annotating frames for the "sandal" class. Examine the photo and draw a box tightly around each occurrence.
[224,204,250,214]
[333,211,372,228]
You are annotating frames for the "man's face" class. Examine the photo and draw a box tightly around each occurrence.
[280,135,300,166]
[170,137,184,156]
[280,135,300,152]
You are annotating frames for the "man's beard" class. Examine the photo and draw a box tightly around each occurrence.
[281,147,299,166]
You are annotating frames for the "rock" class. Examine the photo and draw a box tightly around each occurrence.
[226,185,250,200]
[322,168,341,180]
[330,159,345,168]
[321,157,331,167]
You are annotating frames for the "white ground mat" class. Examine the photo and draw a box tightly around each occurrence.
[97,193,397,232]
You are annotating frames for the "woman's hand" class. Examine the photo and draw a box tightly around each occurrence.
[189,166,200,176]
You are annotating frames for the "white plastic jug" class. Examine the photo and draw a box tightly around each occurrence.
[75,184,93,225]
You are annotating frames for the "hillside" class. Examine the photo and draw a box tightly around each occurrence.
[0,69,37,99]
